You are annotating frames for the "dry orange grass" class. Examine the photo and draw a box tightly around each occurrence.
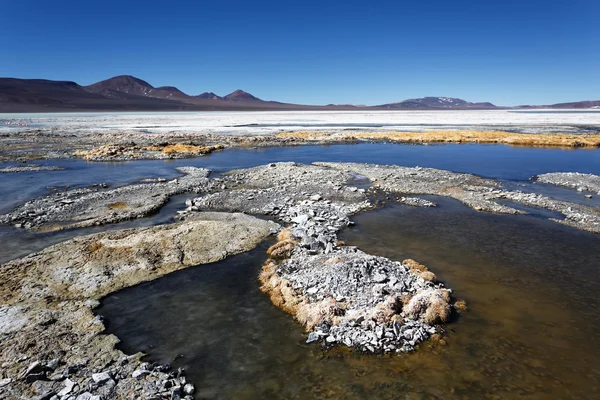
[403,259,437,282]
[266,239,296,259]
[276,227,293,242]
[107,201,128,209]
[403,289,451,325]
[278,130,600,148]
[454,299,468,312]
[160,143,225,155]
[86,241,104,253]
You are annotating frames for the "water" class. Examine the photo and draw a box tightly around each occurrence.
[2,143,600,398]
[2,143,600,215]
[97,197,600,399]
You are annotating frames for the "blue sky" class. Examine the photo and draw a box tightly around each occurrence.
[1,0,598,106]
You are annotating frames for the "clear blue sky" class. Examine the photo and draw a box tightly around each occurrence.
[1,0,598,106]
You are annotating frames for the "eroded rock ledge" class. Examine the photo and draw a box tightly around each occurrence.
[0,213,279,400]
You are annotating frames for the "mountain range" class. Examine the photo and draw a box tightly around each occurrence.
[0,75,598,112]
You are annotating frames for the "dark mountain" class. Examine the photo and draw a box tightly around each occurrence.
[0,77,213,112]
[195,92,223,100]
[379,97,497,109]
[153,86,189,99]
[85,76,192,102]
[0,78,106,106]
[0,76,325,112]
[84,75,155,98]
[1,75,597,112]
[224,89,261,101]
[547,100,600,109]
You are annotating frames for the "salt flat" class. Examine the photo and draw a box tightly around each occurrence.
[1,110,599,135]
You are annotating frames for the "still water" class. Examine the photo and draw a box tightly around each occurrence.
[2,143,600,215]
[97,197,600,399]
[1,143,600,398]
[1,144,599,264]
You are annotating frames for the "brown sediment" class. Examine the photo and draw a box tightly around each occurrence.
[278,130,600,148]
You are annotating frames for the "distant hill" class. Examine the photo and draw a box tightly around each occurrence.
[224,89,261,101]
[547,100,600,109]
[0,76,318,112]
[1,75,598,112]
[378,97,497,109]
[0,77,197,112]
[195,92,223,100]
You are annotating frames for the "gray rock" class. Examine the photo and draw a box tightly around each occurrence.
[306,332,320,343]
[91,371,111,384]
[132,369,151,379]
[183,383,195,395]
[57,378,77,397]
[0,377,12,387]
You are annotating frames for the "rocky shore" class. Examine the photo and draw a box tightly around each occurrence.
[0,164,65,173]
[0,213,279,400]
[0,167,214,231]
[179,162,464,352]
[537,172,600,195]
[2,126,600,163]
[2,159,600,398]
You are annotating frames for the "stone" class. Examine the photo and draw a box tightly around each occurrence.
[24,361,44,377]
[0,377,12,387]
[57,378,77,397]
[306,332,320,343]
[132,369,151,379]
[183,383,195,395]
[91,371,112,384]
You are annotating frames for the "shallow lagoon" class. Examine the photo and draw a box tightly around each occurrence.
[1,142,600,399]
[97,197,600,399]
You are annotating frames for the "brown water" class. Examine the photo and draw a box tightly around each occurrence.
[97,196,600,400]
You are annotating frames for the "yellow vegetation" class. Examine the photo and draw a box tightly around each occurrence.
[278,130,600,148]
[403,259,437,282]
[86,241,104,253]
[266,239,296,259]
[276,227,293,242]
[158,143,225,155]
[107,201,128,209]
[454,299,468,312]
